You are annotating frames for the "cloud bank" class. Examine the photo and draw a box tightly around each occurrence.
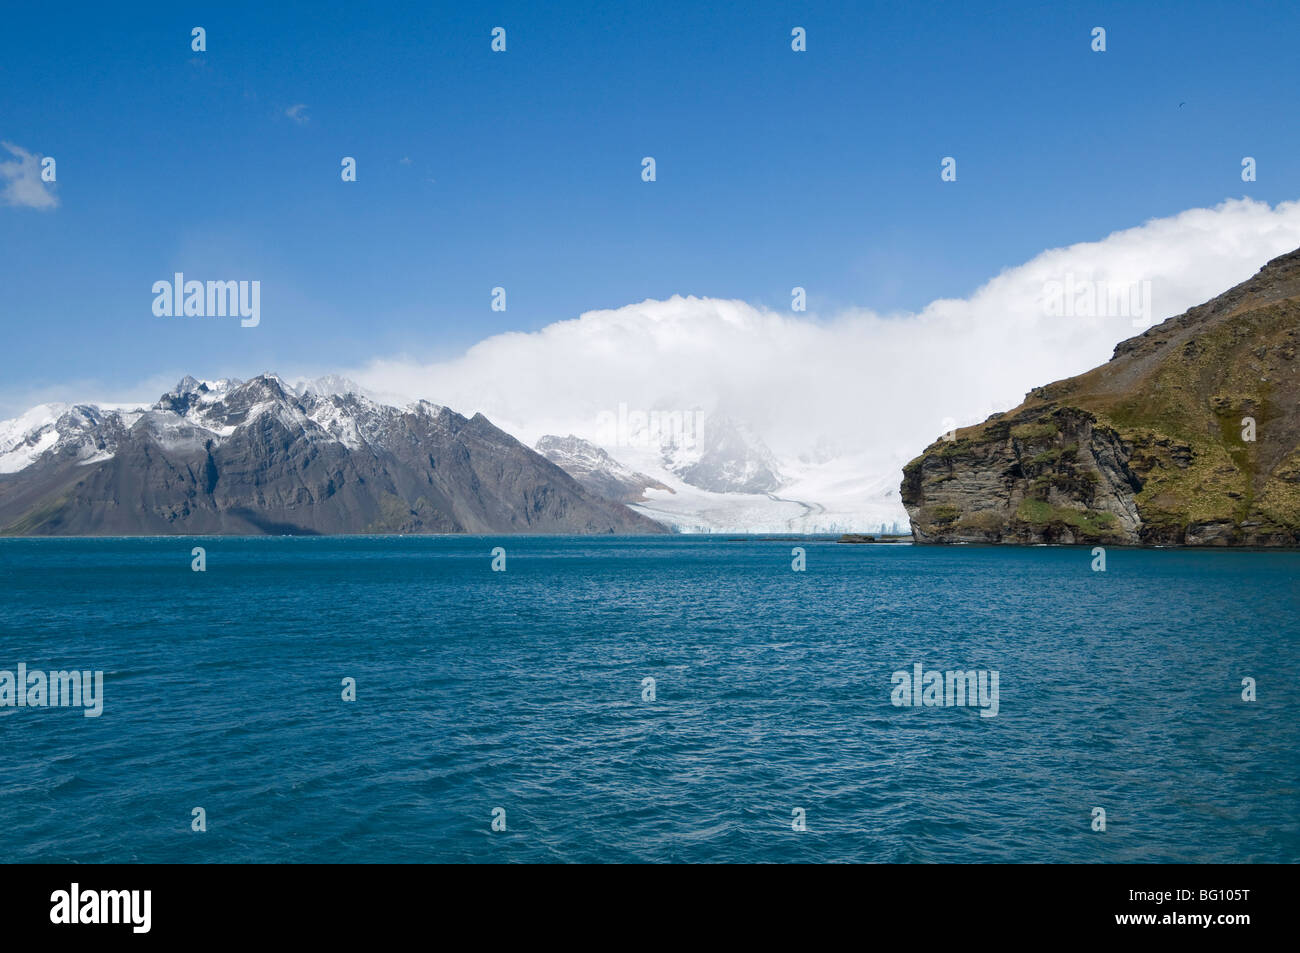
[342,198,1300,479]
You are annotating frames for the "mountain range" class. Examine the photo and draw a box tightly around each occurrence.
[7,249,1299,542]
[0,373,883,536]
[0,375,663,535]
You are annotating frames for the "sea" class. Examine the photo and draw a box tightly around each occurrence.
[1,536,1296,863]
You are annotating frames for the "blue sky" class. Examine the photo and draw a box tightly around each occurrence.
[2,0,1298,412]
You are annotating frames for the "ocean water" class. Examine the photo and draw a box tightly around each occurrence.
[0,536,1296,864]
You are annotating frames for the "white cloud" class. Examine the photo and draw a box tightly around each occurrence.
[285,104,309,125]
[0,141,58,209]
[339,197,1300,482]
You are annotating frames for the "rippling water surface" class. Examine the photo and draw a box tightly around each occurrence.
[1,536,1296,863]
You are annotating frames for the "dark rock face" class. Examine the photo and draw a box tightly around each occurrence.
[901,408,1144,545]
[902,248,1300,546]
[0,376,667,536]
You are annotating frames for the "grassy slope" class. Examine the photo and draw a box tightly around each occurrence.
[906,250,1300,542]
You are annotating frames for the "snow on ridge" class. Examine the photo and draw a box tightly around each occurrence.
[0,403,68,453]
[194,379,240,403]
[0,373,449,475]
[405,399,446,418]
[0,426,60,474]
[301,396,366,450]
[295,373,368,399]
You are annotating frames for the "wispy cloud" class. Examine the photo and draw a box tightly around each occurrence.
[284,104,310,125]
[0,141,58,210]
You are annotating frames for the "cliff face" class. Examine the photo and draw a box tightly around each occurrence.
[0,376,668,536]
[902,248,1300,546]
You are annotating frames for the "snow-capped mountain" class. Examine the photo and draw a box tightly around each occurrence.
[534,435,670,503]
[0,401,151,475]
[537,414,910,534]
[621,449,909,534]
[660,414,783,494]
[0,375,663,536]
